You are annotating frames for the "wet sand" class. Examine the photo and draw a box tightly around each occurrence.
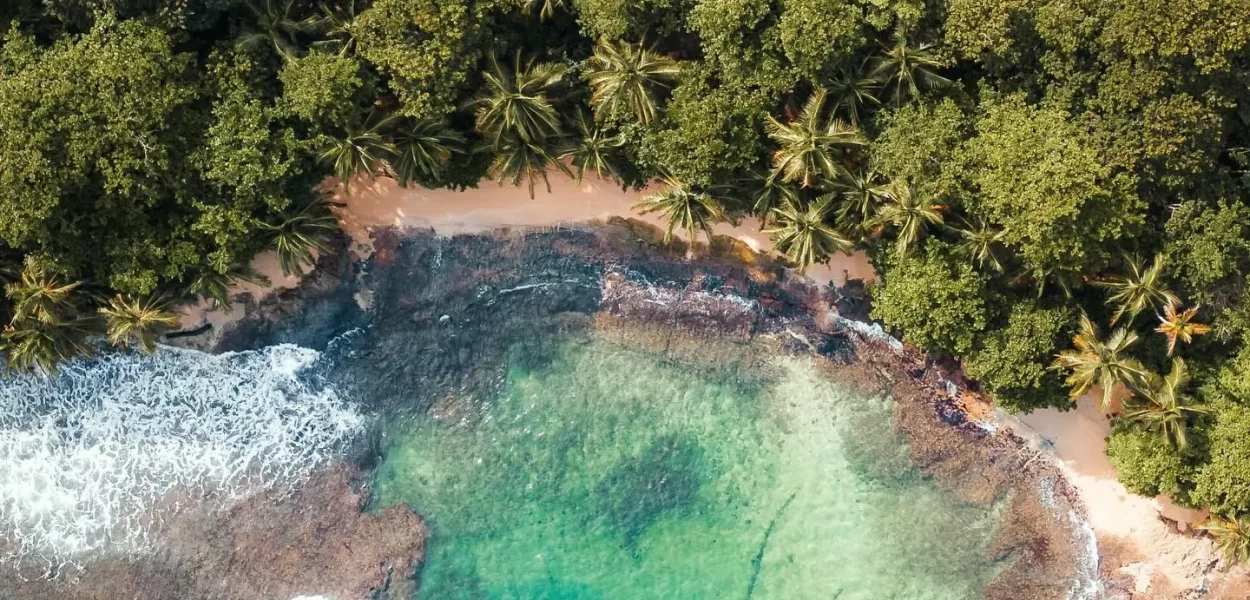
[1012,392,1238,596]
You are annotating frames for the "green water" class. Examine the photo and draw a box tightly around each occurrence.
[375,336,1005,599]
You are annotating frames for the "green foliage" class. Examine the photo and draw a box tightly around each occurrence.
[352,0,497,119]
[764,87,863,187]
[0,18,199,291]
[639,69,768,187]
[1165,201,1250,301]
[963,302,1071,412]
[1198,513,1250,568]
[634,178,724,244]
[585,39,681,126]
[763,196,852,272]
[1193,403,1250,515]
[262,200,339,277]
[870,99,968,203]
[98,294,181,354]
[1051,314,1147,412]
[1107,424,1192,497]
[279,51,368,126]
[776,0,863,79]
[871,244,989,356]
[573,0,689,40]
[963,93,1144,276]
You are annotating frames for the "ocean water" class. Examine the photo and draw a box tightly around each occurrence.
[375,335,1006,600]
[0,345,363,569]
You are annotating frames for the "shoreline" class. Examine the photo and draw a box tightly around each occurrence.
[185,173,1239,598]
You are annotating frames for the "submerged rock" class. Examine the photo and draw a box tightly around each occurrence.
[1,464,425,600]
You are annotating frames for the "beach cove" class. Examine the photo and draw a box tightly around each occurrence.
[0,173,1240,599]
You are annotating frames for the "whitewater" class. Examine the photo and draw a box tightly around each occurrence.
[0,344,364,574]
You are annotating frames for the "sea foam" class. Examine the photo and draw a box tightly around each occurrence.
[0,344,364,573]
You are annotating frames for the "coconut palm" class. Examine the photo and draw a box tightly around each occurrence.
[263,201,339,277]
[836,167,888,230]
[764,196,853,272]
[869,33,951,104]
[870,179,943,257]
[765,88,864,188]
[561,112,624,183]
[746,170,801,228]
[1051,314,1147,412]
[1156,300,1211,356]
[520,0,571,19]
[954,218,1009,273]
[98,294,181,354]
[585,39,681,125]
[391,119,467,187]
[470,53,565,144]
[1122,358,1207,450]
[237,0,319,62]
[313,0,364,56]
[634,178,724,244]
[1094,254,1179,325]
[185,262,270,311]
[488,135,571,199]
[5,267,80,325]
[1,318,93,374]
[827,63,881,125]
[1199,513,1250,567]
[319,115,397,185]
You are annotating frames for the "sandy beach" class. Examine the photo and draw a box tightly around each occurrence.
[331,173,877,287]
[181,171,1241,598]
[1010,392,1245,597]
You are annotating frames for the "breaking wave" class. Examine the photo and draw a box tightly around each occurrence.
[0,344,364,573]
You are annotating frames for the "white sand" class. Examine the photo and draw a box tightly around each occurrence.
[1012,390,1227,594]
[331,173,876,287]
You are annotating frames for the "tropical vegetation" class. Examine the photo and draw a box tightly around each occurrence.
[3,0,1250,563]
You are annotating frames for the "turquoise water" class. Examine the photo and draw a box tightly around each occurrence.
[375,336,1005,600]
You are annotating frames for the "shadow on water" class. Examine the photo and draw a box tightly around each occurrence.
[593,434,709,554]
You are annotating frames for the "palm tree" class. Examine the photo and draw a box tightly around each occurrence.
[185,262,270,311]
[1156,300,1211,356]
[262,201,339,277]
[561,112,624,184]
[870,179,943,257]
[585,39,681,125]
[320,115,397,185]
[836,167,888,231]
[521,0,571,19]
[765,88,864,187]
[954,218,1009,273]
[746,170,801,228]
[1199,513,1250,567]
[237,0,319,62]
[764,197,853,272]
[313,0,364,56]
[1123,358,1207,450]
[488,135,572,199]
[99,294,181,354]
[634,178,724,245]
[470,54,565,144]
[1,318,93,374]
[869,33,951,104]
[827,63,881,125]
[1051,314,1147,412]
[6,267,80,325]
[1094,254,1179,325]
[391,119,467,187]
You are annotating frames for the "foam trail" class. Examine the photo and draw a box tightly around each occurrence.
[0,344,364,573]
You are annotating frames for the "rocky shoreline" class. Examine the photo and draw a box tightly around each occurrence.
[6,218,1100,599]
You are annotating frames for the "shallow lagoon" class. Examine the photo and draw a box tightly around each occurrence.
[376,334,1005,600]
